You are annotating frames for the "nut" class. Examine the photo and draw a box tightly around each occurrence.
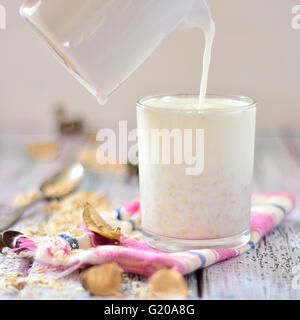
[83,203,121,242]
[148,269,189,299]
[80,263,122,296]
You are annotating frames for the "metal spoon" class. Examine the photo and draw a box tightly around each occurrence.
[0,163,84,232]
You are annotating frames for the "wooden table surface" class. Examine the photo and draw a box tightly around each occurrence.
[0,131,300,300]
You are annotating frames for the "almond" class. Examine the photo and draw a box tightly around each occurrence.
[80,263,122,296]
[149,269,188,299]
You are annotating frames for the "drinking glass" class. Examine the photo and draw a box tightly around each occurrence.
[137,94,256,251]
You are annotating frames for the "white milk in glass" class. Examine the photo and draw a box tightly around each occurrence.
[137,95,256,251]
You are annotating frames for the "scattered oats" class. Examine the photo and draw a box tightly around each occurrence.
[35,267,45,274]
[14,190,38,207]
[85,132,97,143]
[0,270,28,292]
[78,148,128,174]
[1,247,9,255]
[22,191,111,237]
[43,200,60,213]
[27,141,59,160]
[120,273,149,299]
[26,275,63,290]
[19,228,37,237]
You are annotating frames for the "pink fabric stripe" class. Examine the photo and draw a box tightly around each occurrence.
[123,200,140,215]
[10,237,37,252]
[253,192,295,208]
[250,212,276,237]
[121,236,161,253]
[213,249,239,262]
[93,247,186,276]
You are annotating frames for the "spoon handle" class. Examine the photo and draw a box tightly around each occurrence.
[0,196,42,232]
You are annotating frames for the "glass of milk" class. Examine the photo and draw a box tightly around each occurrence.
[137,94,256,251]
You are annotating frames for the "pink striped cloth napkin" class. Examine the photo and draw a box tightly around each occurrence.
[9,192,295,277]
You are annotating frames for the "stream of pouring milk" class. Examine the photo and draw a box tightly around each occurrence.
[198,22,215,109]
